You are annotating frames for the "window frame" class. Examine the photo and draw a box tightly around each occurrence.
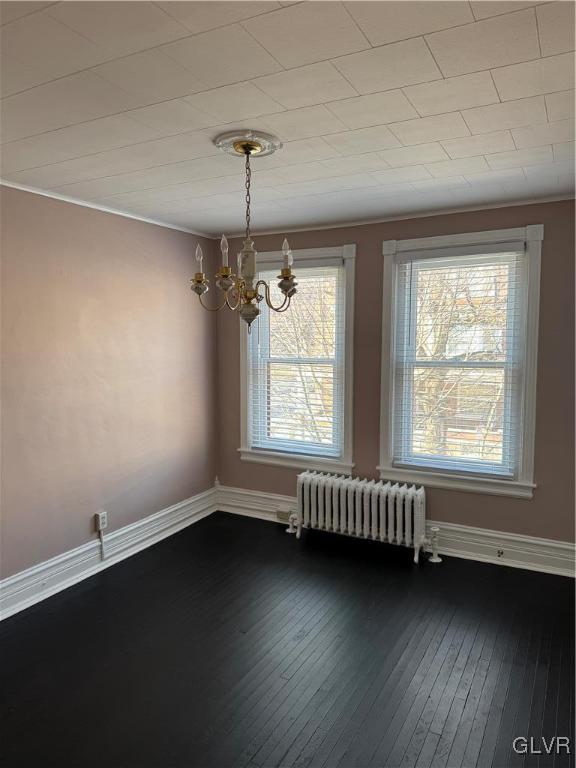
[240,244,356,474]
[379,226,543,499]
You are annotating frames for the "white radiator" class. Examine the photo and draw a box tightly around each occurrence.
[294,471,428,563]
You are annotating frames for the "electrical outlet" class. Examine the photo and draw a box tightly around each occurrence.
[95,511,108,532]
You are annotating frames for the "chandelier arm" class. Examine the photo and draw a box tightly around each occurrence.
[226,292,241,311]
[198,294,229,312]
[256,280,290,312]
[271,296,292,313]
[226,280,245,310]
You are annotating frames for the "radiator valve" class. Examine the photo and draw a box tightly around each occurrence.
[286,513,298,535]
[428,526,442,564]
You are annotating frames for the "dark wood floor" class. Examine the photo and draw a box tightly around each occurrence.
[1,512,574,768]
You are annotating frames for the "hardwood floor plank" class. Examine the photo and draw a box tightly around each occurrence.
[0,513,572,768]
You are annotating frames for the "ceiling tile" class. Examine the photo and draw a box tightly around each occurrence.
[0,51,52,96]
[107,175,244,207]
[332,38,442,95]
[242,2,369,68]
[254,62,357,110]
[524,159,573,179]
[486,145,554,169]
[345,1,473,46]
[426,10,540,77]
[0,114,162,173]
[9,154,126,188]
[389,112,470,145]
[157,2,277,33]
[1,0,571,235]
[371,165,432,184]
[462,96,547,134]
[280,173,380,198]
[320,153,391,174]
[440,130,516,158]
[126,100,216,136]
[413,176,469,191]
[0,72,141,142]
[470,1,541,20]
[465,167,526,185]
[50,176,151,201]
[162,24,282,89]
[262,106,347,141]
[403,72,500,117]
[0,10,108,80]
[9,128,223,188]
[326,91,417,129]
[259,162,341,183]
[378,142,450,167]
[185,83,284,122]
[93,49,206,104]
[426,155,489,177]
[491,53,575,101]
[0,2,54,25]
[53,156,236,199]
[545,90,575,122]
[47,1,188,58]
[536,2,576,57]
[324,125,402,154]
[272,137,341,165]
[512,119,575,149]
[553,141,575,162]
[250,168,292,186]
[444,185,506,203]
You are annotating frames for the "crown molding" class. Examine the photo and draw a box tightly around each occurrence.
[220,195,574,238]
[2,181,572,241]
[0,180,212,238]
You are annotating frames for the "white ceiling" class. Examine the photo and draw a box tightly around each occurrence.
[0,0,574,237]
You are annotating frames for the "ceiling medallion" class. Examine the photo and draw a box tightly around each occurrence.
[190,130,297,330]
[213,129,282,158]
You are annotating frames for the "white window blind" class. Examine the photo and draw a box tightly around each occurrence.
[248,261,346,458]
[392,243,528,478]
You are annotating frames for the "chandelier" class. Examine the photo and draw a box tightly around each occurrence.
[190,130,297,329]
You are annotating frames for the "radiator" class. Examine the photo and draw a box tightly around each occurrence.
[294,471,428,563]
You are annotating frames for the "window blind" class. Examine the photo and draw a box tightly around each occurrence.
[392,244,528,478]
[248,262,346,458]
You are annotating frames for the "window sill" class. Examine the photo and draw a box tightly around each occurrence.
[377,465,535,499]
[239,447,354,475]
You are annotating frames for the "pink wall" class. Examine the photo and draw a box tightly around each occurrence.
[2,192,573,580]
[217,200,575,543]
[1,187,218,576]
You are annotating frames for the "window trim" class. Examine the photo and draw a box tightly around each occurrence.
[239,244,356,474]
[378,225,543,499]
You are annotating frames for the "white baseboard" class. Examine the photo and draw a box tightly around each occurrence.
[2,483,573,620]
[217,486,575,578]
[0,488,218,620]
[432,521,575,577]
[215,481,295,523]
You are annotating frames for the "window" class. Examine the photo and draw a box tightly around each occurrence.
[380,227,542,498]
[240,246,355,473]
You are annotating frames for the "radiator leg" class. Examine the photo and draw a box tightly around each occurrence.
[413,545,420,564]
[286,513,298,535]
[429,526,443,564]
[296,520,302,539]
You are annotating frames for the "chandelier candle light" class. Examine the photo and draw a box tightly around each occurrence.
[191,130,298,329]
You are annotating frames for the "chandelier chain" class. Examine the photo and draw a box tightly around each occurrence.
[245,152,251,240]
